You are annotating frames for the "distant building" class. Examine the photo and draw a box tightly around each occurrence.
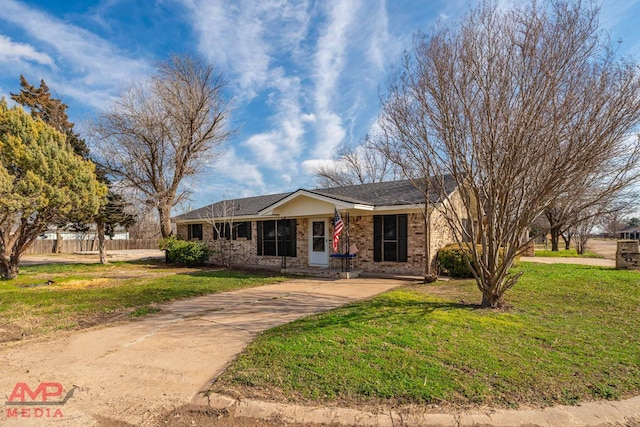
[618,226,640,240]
[39,226,129,240]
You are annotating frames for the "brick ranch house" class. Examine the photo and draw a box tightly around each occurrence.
[173,177,472,275]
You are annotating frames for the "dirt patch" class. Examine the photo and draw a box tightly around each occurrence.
[19,249,165,265]
[0,308,142,344]
[0,323,24,342]
[586,238,618,260]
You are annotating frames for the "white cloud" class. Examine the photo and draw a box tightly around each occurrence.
[184,0,311,100]
[217,148,265,189]
[0,35,54,66]
[301,158,340,175]
[311,0,360,158]
[183,0,317,178]
[0,0,151,108]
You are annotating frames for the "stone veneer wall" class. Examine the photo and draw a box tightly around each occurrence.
[616,240,640,270]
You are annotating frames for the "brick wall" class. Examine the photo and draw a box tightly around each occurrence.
[177,211,458,275]
[177,221,307,269]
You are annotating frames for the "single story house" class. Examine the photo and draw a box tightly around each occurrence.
[173,177,471,276]
[618,226,640,240]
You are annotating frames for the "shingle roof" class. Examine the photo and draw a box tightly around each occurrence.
[173,176,458,221]
[174,193,290,221]
[311,175,457,206]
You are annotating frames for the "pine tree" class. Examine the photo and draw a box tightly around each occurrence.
[0,101,107,278]
[10,76,136,263]
[11,75,89,158]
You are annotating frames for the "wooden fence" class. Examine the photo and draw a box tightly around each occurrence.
[24,239,160,255]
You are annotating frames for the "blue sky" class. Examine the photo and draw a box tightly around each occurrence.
[1,0,640,212]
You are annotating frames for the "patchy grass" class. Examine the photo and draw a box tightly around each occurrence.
[213,263,640,410]
[0,262,286,341]
[534,247,604,258]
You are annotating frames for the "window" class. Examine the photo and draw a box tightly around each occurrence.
[187,223,203,241]
[257,219,297,257]
[373,214,407,262]
[212,221,252,240]
[234,221,252,240]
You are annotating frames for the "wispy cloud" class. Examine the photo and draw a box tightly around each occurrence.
[0,0,150,109]
[184,0,311,100]
[310,0,360,158]
[0,35,54,66]
[214,147,265,189]
[183,0,315,180]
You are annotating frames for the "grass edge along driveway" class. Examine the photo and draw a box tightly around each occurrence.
[0,261,287,342]
[213,262,640,411]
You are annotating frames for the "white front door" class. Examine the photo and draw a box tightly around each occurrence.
[309,219,329,266]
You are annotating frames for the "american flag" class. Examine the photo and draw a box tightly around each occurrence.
[333,208,344,252]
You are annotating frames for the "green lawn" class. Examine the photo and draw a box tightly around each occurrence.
[213,263,640,409]
[534,247,604,258]
[0,261,286,341]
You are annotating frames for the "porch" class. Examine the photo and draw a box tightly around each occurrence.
[281,266,363,279]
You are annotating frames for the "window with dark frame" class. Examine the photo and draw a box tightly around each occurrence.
[187,223,203,241]
[257,219,297,257]
[212,221,252,240]
[234,221,252,240]
[373,214,407,262]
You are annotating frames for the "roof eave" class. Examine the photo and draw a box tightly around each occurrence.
[257,189,371,215]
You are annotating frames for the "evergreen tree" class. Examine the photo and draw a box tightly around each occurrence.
[0,102,107,278]
[10,76,136,263]
[11,75,89,158]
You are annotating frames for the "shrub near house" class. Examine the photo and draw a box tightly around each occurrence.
[162,237,209,266]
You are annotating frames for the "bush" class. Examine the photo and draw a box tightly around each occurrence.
[160,237,209,266]
[437,244,476,278]
[437,243,519,278]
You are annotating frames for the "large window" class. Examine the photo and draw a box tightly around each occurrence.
[373,214,407,262]
[212,221,252,240]
[257,219,297,257]
[187,224,203,241]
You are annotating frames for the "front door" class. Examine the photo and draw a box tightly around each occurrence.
[309,219,329,266]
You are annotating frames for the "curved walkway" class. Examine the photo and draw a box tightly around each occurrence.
[0,277,402,426]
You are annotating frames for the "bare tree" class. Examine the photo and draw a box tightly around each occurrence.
[199,197,236,267]
[379,1,640,307]
[544,189,634,251]
[315,134,400,188]
[571,213,600,255]
[127,204,162,240]
[93,54,233,238]
[600,209,628,238]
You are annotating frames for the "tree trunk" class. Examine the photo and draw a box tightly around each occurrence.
[54,227,63,253]
[158,204,173,239]
[0,258,19,280]
[423,207,437,283]
[550,225,561,251]
[480,290,502,308]
[562,233,571,250]
[97,221,108,265]
[575,236,588,255]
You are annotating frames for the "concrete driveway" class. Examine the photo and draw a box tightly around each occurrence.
[0,277,405,426]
